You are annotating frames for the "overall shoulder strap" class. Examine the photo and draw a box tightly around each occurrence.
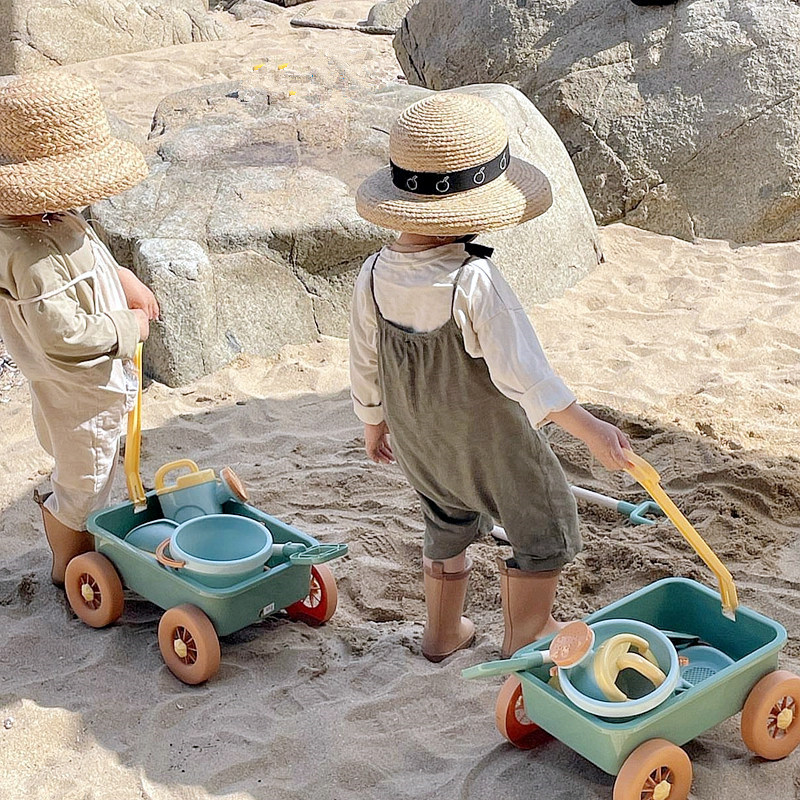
[368,253,383,318]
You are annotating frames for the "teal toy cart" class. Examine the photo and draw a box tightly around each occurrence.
[490,578,800,800]
[64,492,348,685]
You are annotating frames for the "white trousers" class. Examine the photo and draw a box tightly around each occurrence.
[32,369,131,530]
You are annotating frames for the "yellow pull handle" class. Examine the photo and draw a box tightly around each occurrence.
[124,343,147,510]
[154,459,200,492]
[624,450,738,619]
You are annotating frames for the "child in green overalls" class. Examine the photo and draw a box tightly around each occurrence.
[350,92,632,662]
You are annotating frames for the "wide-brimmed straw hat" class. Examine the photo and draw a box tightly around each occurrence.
[356,92,552,235]
[0,72,148,216]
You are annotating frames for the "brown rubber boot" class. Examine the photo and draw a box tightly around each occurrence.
[498,557,563,658]
[421,559,475,662]
[41,507,94,588]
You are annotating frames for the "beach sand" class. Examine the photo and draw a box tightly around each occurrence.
[2,5,800,799]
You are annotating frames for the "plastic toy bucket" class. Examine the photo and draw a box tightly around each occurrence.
[558,619,680,719]
[156,514,273,588]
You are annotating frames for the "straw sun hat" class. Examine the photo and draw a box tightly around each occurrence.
[356,92,553,235]
[0,72,148,216]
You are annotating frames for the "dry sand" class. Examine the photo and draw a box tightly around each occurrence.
[1,5,800,799]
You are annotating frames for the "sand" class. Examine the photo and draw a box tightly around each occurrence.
[2,5,800,799]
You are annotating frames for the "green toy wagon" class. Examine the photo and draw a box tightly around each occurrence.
[469,453,800,799]
[487,577,798,800]
[63,492,347,685]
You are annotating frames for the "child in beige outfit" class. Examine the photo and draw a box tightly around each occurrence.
[0,73,155,586]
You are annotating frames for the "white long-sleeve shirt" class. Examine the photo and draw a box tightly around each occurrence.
[349,243,576,428]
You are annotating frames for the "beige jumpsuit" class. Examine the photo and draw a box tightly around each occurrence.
[0,212,140,530]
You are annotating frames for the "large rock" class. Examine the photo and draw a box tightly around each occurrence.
[224,0,281,19]
[395,0,800,244]
[93,80,600,385]
[367,0,418,30]
[0,0,223,75]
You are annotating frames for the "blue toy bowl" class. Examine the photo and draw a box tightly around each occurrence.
[559,619,680,719]
[169,514,273,588]
[124,519,178,553]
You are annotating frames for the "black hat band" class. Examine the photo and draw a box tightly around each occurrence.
[390,143,510,196]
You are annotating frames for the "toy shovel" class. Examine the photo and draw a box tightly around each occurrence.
[124,343,147,513]
[462,621,595,679]
[623,450,739,620]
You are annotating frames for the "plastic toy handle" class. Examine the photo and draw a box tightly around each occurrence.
[616,653,667,688]
[461,651,549,680]
[154,459,200,492]
[124,343,147,511]
[570,485,663,526]
[288,543,349,565]
[615,499,663,526]
[273,543,309,558]
[623,450,739,619]
[155,538,185,569]
[628,500,664,526]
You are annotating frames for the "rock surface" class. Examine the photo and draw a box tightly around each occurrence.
[395,0,800,243]
[0,0,223,75]
[93,81,600,385]
[367,0,418,30]
[225,0,281,19]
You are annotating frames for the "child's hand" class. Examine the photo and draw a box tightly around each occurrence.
[365,422,394,464]
[547,403,632,471]
[132,309,150,342]
[580,418,632,471]
[119,268,159,320]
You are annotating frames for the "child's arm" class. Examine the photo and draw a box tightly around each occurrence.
[349,259,394,464]
[465,260,629,470]
[546,402,631,471]
[14,249,146,365]
[117,267,159,320]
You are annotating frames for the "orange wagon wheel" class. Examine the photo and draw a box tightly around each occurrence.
[741,670,800,760]
[285,564,338,626]
[65,552,124,628]
[158,604,220,685]
[613,739,692,800]
[495,675,551,749]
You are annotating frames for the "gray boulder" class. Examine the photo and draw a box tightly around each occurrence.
[226,0,311,9]
[225,0,281,19]
[367,0,418,30]
[0,0,223,75]
[396,0,800,244]
[93,80,600,385]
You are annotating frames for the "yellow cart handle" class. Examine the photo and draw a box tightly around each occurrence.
[624,450,738,619]
[124,343,147,511]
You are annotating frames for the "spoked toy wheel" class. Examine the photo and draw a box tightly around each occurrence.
[613,739,692,800]
[741,670,800,760]
[285,564,338,625]
[64,552,124,628]
[158,604,220,685]
[494,676,551,749]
